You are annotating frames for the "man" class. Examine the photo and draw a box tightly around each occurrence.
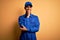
[18,1,40,40]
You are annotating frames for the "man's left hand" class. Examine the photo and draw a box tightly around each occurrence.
[20,25,28,31]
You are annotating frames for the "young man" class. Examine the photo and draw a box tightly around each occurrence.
[18,1,40,40]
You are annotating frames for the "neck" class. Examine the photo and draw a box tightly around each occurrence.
[25,11,31,18]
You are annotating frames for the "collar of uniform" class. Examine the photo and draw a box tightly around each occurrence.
[23,13,32,18]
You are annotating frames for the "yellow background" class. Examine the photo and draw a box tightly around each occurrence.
[0,0,60,40]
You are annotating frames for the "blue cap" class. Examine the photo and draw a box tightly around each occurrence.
[25,2,32,7]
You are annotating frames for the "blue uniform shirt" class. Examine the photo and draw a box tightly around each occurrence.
[18,13,40,40]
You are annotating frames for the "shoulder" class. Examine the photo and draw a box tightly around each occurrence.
[18,14,25,20]
[18,14,25,18]
[31,14,39,18]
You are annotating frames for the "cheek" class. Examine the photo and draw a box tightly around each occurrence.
[30,8,32,10]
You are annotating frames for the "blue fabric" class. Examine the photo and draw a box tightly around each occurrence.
[18,14,40,40]
[25,2,32,7]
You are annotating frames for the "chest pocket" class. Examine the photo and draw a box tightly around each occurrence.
[30,20,35,26]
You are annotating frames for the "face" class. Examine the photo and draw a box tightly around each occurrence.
[24,6,32,13]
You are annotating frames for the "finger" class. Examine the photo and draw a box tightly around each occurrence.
[20,27,23,29]
[20,28,23,30]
